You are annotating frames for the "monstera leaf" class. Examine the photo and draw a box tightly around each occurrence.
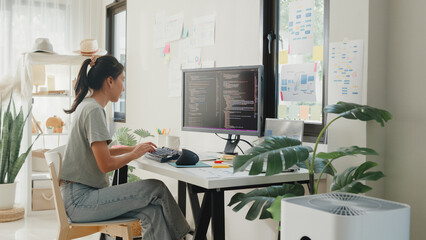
[228,183,305,220]
[317,146,378,160]
[233,136,312,176]
[330,161,385,193]
[324,101,392,126]
[296,155,336,176]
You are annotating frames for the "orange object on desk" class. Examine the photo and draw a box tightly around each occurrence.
[212,164,230,168]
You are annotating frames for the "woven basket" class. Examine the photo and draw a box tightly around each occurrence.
[0,206,25,223]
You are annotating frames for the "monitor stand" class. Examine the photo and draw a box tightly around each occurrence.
[223,134,240,155]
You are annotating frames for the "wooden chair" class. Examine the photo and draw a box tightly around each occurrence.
[45,146,140,240]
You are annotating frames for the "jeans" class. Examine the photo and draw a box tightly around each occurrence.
[61,179,190,240]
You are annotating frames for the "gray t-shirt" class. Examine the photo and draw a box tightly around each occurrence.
[61,98,111,189]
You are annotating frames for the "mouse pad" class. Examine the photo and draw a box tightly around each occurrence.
[168,162,211,168]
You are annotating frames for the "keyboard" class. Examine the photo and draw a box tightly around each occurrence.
[144,147,181,163]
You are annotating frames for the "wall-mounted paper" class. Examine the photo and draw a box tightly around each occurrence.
[310,105,322,121]
[288,0,314,54]
[278,105,287,119]
[299,105,309,120]
[181,48,201,69]
[153,12,166,49]
[313,46,323,61]
[288,105,300,119]
[201,60,215,68]
[279,51,289,64]
[164,13,184,43]
[280,63,317,102]
[193,14,215,47]
[329,39,364,104]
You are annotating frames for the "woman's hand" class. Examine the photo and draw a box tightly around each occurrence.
[131,142,157,159]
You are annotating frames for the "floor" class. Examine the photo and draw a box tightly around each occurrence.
[0,212,101,240]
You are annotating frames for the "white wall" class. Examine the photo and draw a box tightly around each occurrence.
[386,0,426,239]
[126,0,279,239]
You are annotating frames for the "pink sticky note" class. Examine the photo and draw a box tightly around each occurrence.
[280,91,284,101]
[299,105,309,120]
[163,43,170,54]
[314,62,318,72]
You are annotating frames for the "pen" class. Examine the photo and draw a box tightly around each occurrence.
[213,165,230,168]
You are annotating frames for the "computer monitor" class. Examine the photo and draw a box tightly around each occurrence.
[182,65,264,154]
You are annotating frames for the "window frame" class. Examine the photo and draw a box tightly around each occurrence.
[106,0,127,123]
[263,0,330,142]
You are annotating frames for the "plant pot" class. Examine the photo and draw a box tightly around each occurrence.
[0,182,17,210]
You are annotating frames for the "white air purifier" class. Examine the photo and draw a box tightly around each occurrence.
[281,192,410,240]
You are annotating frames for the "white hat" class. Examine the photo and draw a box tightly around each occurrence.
[32,38,55,53]
[73,39,107,56]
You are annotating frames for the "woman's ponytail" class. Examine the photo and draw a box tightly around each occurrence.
[64,59,91,114]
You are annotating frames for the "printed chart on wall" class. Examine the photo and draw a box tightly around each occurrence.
[280,63,317,102]
[288,0,314,54]
[329,39,364,103]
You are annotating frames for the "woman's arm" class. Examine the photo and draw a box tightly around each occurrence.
[92,141,156,173]
[109,145,135,156]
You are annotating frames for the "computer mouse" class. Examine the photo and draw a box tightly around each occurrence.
[176,149,199,165]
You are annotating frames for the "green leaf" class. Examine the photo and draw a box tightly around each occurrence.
[330,161,385,193]
[8,135,39,183]
[134,128,154,138]
[316,146,378,160]
[324,102,392,127]
[111,127,132,144]
[228,183,304,221]
[297,156,336,176]
[0,100,13,183]
[117,132,137,146]
[233,136,312,176]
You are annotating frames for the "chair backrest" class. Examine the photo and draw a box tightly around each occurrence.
[44,145,69,227]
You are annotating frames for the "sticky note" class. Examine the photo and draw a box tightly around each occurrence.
[288,105,299,120]
[313,46,323,61]
[279,51,288,64]
[163,43,170,54]
[299,105,309,120]
[278,105,287,119]
[182,27,189,38]
[310,105,322,121]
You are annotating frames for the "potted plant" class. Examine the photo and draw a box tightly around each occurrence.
[0,96,39,209]
[110,127,154,182]
[228,101,391,223]
[46,126,53,134]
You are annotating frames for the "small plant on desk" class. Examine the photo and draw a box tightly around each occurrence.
[228,102,391,225]
[110,127,155,182]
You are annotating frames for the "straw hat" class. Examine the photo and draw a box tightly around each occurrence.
[32,38,55,53]
[73,39,107,56]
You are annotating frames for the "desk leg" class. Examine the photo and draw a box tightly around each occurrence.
[193,193,211,240]
[178,181,186,216]
[211,190,225,240]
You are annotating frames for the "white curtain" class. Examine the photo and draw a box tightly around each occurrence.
[0,0,112,99]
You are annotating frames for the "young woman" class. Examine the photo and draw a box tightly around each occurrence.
[61,55,190,240]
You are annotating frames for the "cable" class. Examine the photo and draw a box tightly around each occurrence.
[239,138,254,147]
[237,145,244,154]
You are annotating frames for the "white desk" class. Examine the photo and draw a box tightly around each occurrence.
[130,157,310,240]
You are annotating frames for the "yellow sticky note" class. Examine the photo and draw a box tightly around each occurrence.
[279,51,288,65]
[278,105,287,119]
[299,105,309,120]
[310,105,322,121]
[313,46,323,61]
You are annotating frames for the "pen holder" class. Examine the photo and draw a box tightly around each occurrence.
[158,135,167,147]
[158,135,180,149]
[166,136,180,150]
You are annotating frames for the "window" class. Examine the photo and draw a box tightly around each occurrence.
[263,0,329,142]
[106,0,127,122]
